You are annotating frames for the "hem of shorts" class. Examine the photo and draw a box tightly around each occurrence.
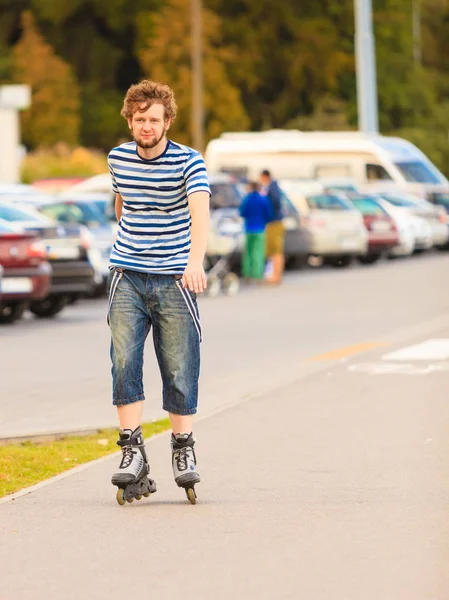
[113,393,145,406]
[162,405,197,416]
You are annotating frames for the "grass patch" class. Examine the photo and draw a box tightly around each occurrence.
[0,420,171,499]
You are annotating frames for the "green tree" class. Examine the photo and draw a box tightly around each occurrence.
[12,11,80,147]
[205,0,354,129]
[286,95,353,131]
[138,0,250,146]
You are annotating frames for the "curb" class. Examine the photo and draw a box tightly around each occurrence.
[0,428,103,447]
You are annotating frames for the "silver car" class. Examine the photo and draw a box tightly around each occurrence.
[280,180,368,267]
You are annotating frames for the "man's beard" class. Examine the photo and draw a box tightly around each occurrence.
[133,126,167,149]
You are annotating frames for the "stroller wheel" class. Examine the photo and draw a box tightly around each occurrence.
[205,274,221,298]
[222,273,239,296]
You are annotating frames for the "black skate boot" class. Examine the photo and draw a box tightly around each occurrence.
[171,432,200,504]
[111,426,157,505]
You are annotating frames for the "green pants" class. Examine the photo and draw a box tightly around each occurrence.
[242,232,266,279]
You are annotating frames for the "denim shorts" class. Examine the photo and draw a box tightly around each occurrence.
[107,268,202,415]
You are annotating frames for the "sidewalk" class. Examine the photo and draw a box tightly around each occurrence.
[1,348,449,600]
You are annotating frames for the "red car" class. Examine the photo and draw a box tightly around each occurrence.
[0,219,51,323]
[349,195,399,264]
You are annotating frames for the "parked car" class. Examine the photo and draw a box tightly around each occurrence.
[34,198,115,294]
[280,180,368,267]
[0,202,95,317]
[347,195,399,263]
[0,219,51,323]
[376,198,432,255]
[377,191,448,249]
[280,191,312,269]
[319,177,360,193]
[421,191,449,250]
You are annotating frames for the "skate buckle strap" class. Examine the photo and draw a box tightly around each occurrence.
[117,435,143,448]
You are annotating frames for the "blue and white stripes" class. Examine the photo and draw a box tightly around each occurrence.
[108,140,210,274]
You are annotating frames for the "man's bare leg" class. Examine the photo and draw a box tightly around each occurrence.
[169,413,192,435]
[117,401,144,430]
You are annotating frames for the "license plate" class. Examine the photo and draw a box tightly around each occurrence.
[339,238,359,250]
[371,221,391,232]
[47,246,80,259]
[0,277,33,293]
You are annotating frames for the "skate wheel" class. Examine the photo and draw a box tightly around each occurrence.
[205,274,220,298]
[143,492,150,498]
[135,494,142,501]
[116,488,126,506]
[186,487,197,505]
[222,273,239,296]
[126,497,134,503]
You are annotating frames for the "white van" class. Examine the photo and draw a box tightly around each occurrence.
[205,130,449,198]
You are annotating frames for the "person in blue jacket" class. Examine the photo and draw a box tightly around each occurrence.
[239,182,273,281]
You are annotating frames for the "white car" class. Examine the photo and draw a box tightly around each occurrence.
[378,192,448,247]
[376,199,431,256]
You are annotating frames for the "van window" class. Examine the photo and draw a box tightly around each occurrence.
[314,164,351,178]
[306,194,352,211]
[366,164,393,181]
[394,161,441,184]
[219,167,248,182]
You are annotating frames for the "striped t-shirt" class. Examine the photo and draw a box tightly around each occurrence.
[108,139,210,274]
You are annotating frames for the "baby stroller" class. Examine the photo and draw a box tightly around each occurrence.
[204,209,243,298]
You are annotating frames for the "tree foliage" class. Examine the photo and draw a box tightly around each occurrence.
[12,11,80,147]
[0,0,447,174]
[138,0,249,146]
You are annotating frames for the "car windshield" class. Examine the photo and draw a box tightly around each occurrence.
[210,183,242,209]
[323,182,358,192]
[280,192,299,217]
[380,194,418,208]
[0,219,21,233]
[39,202,107,226]
[394,161,442,184]
[0,203,45,223]
[350,197,385,216]
[431,193,449,208]
[306,194,352,211]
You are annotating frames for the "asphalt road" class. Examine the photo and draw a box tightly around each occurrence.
[1,252,449,599]
[1,252,449,439]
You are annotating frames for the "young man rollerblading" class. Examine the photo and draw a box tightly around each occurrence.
[107,80,210,505]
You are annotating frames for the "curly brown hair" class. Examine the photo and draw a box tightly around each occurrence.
[121,80,178,121]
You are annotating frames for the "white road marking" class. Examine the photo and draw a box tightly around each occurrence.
[382,339,449,361]
[348,361,449,375]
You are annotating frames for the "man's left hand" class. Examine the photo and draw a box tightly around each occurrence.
[182,262,207,294]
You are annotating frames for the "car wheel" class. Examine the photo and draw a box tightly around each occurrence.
[357,253,381,265]
[326,255,353,268]
[29,295,69,318]
[0,301,27,324]
[291,254,309,270]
